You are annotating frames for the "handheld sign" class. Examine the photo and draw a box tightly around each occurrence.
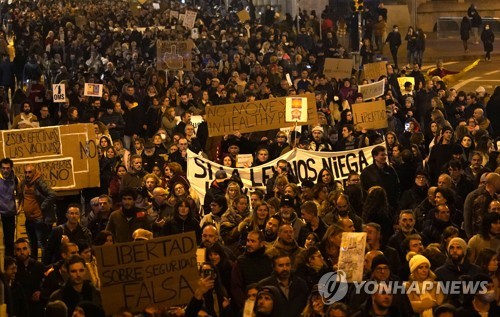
[83,83,103,97]
[338,232,367,282]
[52,84,66,103]
[285,97,308,123]
[323,58,354,80]
[0,124,99,191]
[351,100,388,130]
[357,79,385,101]
[95,233,199,316]
[206,94,317,137]
[363,61,387,81]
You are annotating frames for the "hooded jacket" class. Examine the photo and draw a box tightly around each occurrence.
[19,170,56,222]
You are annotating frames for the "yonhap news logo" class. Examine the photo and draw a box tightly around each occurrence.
[317,271,490,304]
[318,270,349,304]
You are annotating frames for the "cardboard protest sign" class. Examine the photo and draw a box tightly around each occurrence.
[84,83,103,97]
[351,100,388,130]
[363,61,387,80]
[95,233,199,316]
[187,143,383,203]
[157,40,193,71]
[0,124,99,191]
[338,232,367,282]
[182,10,197,29]
[170,10,179,20]
[323,58,354,80]
[206,94,317,137]
[357,79,385,101]
[237,10,251,22]
[397,77,415,92]
[285,97,308,122]
[236,154,253,168]
[52,84,66,103]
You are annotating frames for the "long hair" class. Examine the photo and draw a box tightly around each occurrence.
[362,186,389,222]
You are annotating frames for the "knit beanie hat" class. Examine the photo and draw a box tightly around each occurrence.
[409,254,430,273]
[448,237,467,255]
[371,254,390,272]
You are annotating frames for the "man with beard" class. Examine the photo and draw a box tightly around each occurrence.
[231,230,273,310]
[324,194,363,231]
[436,237,482,281]
[253,286,286,317]
[121,154,146,190]
[364,223,401,273]
[49,255,101,316]
[258,254,308,317]
[105,187,151,242]
[14,238,45,317]
[266,224,304,267]
[353,285,402,317]
[12,101,39,129]
[278,195,305,240]
[264,215,281,247]
[387,210,420,262]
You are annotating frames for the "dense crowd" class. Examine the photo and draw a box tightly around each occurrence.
[0,0,500,317]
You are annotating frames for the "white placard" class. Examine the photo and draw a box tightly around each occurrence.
[52,84,66,103]
[285,97,308,123]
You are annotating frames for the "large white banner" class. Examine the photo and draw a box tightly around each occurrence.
[187,143,383,203]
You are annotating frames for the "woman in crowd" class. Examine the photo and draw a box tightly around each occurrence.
[319,224,344,271]
[362,186,394,246]
[475,248,500,303]
[405,254,444,316]
[162,198,201,244]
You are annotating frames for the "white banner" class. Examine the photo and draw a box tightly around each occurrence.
[187,143,383,203]
[358,79,385,101]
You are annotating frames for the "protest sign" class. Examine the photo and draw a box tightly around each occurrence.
[0,124,99,191]
[183,10,197,29]
[95,233,199,316]
[323,58,354,80]
[397,77,415,92]
[157,40,193,71]
[357,80,385,101]
[363,61,387,80]
[170,10,179,20]
[338,232,367,282]
[237,10,251,22]
[351,100,388,130]
[52,84,66,103]
[187,143,383,203]
[236,154,253,168]
[285,97,308,123]
[83,83,103,97]
[205,94,317,137]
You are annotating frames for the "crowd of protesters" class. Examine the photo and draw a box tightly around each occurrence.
[0,0,500,317]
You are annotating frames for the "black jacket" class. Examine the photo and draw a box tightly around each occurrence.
[257,273,309,317]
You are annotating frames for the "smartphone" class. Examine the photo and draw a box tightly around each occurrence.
[405,122,410,132]
[202,268,215,279]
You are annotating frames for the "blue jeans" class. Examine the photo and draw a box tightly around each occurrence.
[25,218,49,261]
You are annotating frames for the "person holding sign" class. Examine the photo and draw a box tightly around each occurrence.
[12,101,39,129]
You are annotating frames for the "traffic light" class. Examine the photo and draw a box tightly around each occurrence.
[351,0,364,12]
